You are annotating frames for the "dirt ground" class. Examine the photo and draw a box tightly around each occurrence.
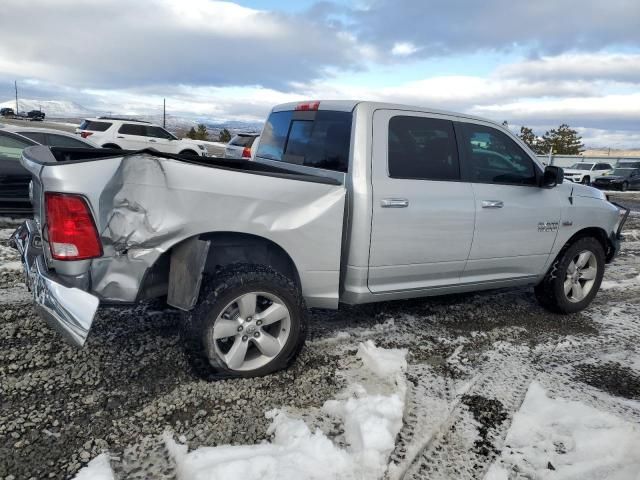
[1,192,639,480]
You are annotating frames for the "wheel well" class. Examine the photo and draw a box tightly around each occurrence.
[136,232,301,307]
[562,227,612,261]
[102,143,121,149]
[179,149,198,156]
[200,232,300,287]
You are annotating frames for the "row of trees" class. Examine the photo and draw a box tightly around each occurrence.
[184,124,233,143]
[503,122,584,155]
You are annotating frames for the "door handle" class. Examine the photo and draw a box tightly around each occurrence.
[381,198,409,208]
[117,136,125,139]
[482,200,504,209]
[148,139,157,142]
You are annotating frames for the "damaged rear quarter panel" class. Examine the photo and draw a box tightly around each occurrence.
[41,154,347,307]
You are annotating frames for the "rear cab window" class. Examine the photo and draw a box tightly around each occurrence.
[256,109,352,173]
[229,135,257,147]
[79,120,112,132]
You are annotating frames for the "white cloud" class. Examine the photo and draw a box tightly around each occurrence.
[391,42,419,56]
[498,53,640,83]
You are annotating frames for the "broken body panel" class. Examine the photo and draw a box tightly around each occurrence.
[15,146,347,345]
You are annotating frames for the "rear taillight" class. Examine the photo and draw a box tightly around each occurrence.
[45,193,102,260]
[242,147,252,158]
[80,131,93,138]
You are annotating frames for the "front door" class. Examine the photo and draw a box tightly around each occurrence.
[455,121,562,282]
[368,110,475,292]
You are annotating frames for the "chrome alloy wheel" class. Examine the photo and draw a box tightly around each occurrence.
[210,292,291,371]
[564,250,598,303]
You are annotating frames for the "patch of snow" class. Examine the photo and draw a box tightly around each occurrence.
[487,381,640,480]
[356,339,407,379]
[165,341,407,480]
[0,261,21,271]
[72,453,114,480]
[600,274,640,290]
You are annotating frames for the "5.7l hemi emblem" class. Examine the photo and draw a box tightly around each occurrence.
[538,221,559,232]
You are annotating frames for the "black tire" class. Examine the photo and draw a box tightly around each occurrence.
[184,264,306,378]
[621,181,629,192]
[581,176,590,185]
[179,149,199,157]
[102,143,121,149]
[534,237,605,314]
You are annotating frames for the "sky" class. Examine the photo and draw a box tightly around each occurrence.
[1,0,640,147]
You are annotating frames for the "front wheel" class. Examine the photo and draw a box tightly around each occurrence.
[185,264,306,377]
[621,181,629,192]
[535,237,605,314]
[581,176,590,185]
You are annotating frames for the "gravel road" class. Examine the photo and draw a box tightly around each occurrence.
[1,192,639,480]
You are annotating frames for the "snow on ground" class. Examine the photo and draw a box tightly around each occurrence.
[72,453,115,480]
[486,382,640,480]
[601,273,640,290]
[164,341,407,480]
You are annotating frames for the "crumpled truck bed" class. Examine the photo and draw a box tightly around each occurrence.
[27,149,347,309]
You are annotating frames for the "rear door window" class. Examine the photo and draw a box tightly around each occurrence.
[118,123,146,136]
[0,132,35,160]
[79,120,112,132]
[256,110,352,172]
[388,116,460,180]
[47,134,94,148]
[19,131,47,144]
[229,135,256,147]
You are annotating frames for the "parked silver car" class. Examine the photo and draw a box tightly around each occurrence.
[11,100,629,377]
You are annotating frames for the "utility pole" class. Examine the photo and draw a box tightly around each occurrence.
[163,98,166,128]
[15,80,18,114]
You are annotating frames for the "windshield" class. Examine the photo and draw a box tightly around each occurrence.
[569,163,594,170]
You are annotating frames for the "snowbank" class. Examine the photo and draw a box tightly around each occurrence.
[165,341,407,480]
[72,454,114,480]
[487,382,640,480]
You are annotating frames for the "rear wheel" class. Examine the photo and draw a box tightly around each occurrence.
[535,237,605,314]
[185,264,306,377]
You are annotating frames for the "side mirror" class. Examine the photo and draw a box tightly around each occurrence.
[541,165,563,188]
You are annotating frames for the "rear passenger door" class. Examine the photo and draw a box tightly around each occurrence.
[456,121,562,282]
[368,111,475,292]
[116,123,148,150]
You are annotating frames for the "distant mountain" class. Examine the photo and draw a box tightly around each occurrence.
[0,98,263,136]
[0,99,95,118]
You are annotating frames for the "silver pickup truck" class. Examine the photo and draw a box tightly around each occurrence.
[11,100,629,377]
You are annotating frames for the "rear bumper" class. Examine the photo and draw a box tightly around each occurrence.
[10,220,99,347]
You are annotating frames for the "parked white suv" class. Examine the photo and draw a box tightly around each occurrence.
[563,162,613,184]
[223,133,260,159]
[76,117,207,156]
